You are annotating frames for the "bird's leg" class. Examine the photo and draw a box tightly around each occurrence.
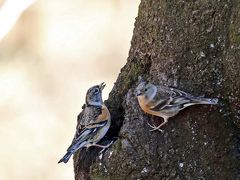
[146,115,155,128]
[147,119,161,130]
[150,118,168,132]
[147,116,164,132]
[89,142,112,149]
[98,141,114,154]
[87,141,114,154]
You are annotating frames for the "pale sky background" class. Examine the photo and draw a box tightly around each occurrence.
[0,0,140,179]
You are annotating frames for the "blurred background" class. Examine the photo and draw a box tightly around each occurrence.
[0,0,139,179]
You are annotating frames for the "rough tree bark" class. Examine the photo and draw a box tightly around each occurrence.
[74,0,240,179]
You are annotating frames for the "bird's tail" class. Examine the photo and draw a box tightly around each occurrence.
[192,97,218,105]
[58,151,73,164]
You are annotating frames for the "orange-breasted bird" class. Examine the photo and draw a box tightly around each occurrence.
[135,77,218,132]
[58,83,112,164]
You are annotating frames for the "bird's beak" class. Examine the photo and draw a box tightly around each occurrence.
[99,82,106,91]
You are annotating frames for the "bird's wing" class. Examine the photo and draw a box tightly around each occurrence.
[67,120,108,152]
[158,85,193,98]
[169,86,194,98]
[67,105,109,152]
[150,86,193,111]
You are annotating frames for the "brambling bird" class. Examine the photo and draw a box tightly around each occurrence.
[58,83,112,164]
[135,77,218,132]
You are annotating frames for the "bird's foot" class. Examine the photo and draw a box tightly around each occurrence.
[149,126,164,132]
[147,121,164,132]
[98,141,114,154]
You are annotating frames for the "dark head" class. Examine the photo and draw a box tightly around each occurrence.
[85,82,105,106]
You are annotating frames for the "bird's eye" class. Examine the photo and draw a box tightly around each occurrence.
[144,88,148,92]
[94,88,99,93]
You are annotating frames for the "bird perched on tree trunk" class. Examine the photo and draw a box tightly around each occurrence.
[135,77,218,132]
[58,83,112,164]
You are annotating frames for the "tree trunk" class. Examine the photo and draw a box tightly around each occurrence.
[74,0,240,179]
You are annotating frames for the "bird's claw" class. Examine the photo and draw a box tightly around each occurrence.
[147,120,164,132]
[149,127,164,132]
[99,141,114,154]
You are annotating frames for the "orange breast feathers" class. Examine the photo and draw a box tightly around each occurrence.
[137,96,161,117]
[96,104,110,122]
